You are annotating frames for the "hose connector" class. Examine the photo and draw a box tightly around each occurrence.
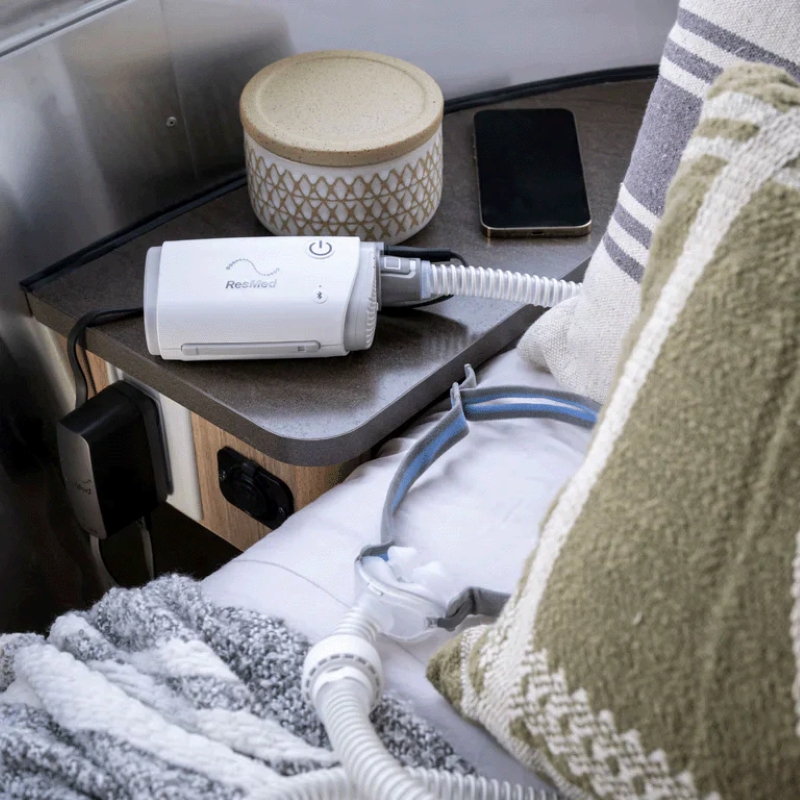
[378,256,432,306]
[302,630,384,713]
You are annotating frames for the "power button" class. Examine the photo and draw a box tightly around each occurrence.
[308,240,333,259]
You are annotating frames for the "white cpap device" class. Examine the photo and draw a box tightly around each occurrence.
[143,235,582,360]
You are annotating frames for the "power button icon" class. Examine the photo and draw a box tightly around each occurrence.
[308,240,333,259]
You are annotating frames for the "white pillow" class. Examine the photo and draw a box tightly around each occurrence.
[518,0,800,403]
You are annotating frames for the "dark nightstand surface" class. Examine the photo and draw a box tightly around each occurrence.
[26,79,652,465]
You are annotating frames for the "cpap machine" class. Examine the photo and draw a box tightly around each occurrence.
[143,236,581,360]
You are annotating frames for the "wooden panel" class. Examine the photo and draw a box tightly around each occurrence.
[85,350,111,395]
[55,334,112,398]
[191,412,364,550]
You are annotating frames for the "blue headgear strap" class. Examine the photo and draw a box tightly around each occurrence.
[360,365,600,630]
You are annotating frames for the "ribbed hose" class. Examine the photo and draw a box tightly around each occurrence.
[319,681,438,800]
[276,766,560,800]
[429,264,581,307]
[408,769,559,800]
[275,769,351,800]
[296,604,562,800]
[334,607,379,640]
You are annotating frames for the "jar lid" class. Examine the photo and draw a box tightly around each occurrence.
[240,50,444,167]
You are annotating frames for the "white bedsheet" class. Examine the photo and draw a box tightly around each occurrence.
[202,349,592,791]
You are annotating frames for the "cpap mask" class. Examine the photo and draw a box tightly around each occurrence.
[348,365,600,643]
[142,236,581,361]
[355,547,451,643]
[296,368,599,800]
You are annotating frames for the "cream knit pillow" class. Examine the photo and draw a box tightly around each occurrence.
[430,64,800,799]
[518,0,800,403]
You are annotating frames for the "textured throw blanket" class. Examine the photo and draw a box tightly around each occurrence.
[0,576,469,798]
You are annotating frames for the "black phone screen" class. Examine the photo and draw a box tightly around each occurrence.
[474,109,591,235]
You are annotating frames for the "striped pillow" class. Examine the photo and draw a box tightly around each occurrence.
[518,0,800,404]
[429,63,800,800]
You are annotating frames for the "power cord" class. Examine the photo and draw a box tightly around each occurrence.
[89,515,155,592]
[139,514,156,582]
[89,535,117,592]
[67,307,143,408]
[391,296,451,310]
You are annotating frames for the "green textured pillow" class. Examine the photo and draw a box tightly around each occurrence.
[429,63,800,800]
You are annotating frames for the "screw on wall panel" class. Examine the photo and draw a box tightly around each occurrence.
[166,116,178,128]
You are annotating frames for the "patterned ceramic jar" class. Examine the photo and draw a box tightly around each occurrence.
[240,50,444,244]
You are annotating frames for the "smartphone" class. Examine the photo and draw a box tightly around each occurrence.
[474,108,591,238]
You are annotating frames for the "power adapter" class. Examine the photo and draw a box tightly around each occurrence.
[57,381,169,539]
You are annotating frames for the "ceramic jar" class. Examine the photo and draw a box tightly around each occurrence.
[240,50,444,244]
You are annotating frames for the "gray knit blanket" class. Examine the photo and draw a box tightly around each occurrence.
[0,576,470,798]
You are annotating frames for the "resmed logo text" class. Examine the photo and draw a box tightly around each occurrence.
[224,258,280,289]
[225,279,277,289]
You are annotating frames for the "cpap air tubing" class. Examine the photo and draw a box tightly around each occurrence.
[429,263,581,306]
[298,607,560,800]
[278,766,559,799]
[378,255,581,308]
[318,681,436,800]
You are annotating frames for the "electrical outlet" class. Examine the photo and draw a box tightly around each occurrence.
[106,364,203,522]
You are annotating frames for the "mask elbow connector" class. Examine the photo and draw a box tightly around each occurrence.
[302,610,384,714]
[378,256,433,307]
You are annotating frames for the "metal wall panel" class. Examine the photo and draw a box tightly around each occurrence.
[0,1,128,57]
[0,0,201,632]
[0,0,198,413]
[161,0,293,182]
[0,0,195,279]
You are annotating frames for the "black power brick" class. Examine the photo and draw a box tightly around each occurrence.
[57,381,169,539]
